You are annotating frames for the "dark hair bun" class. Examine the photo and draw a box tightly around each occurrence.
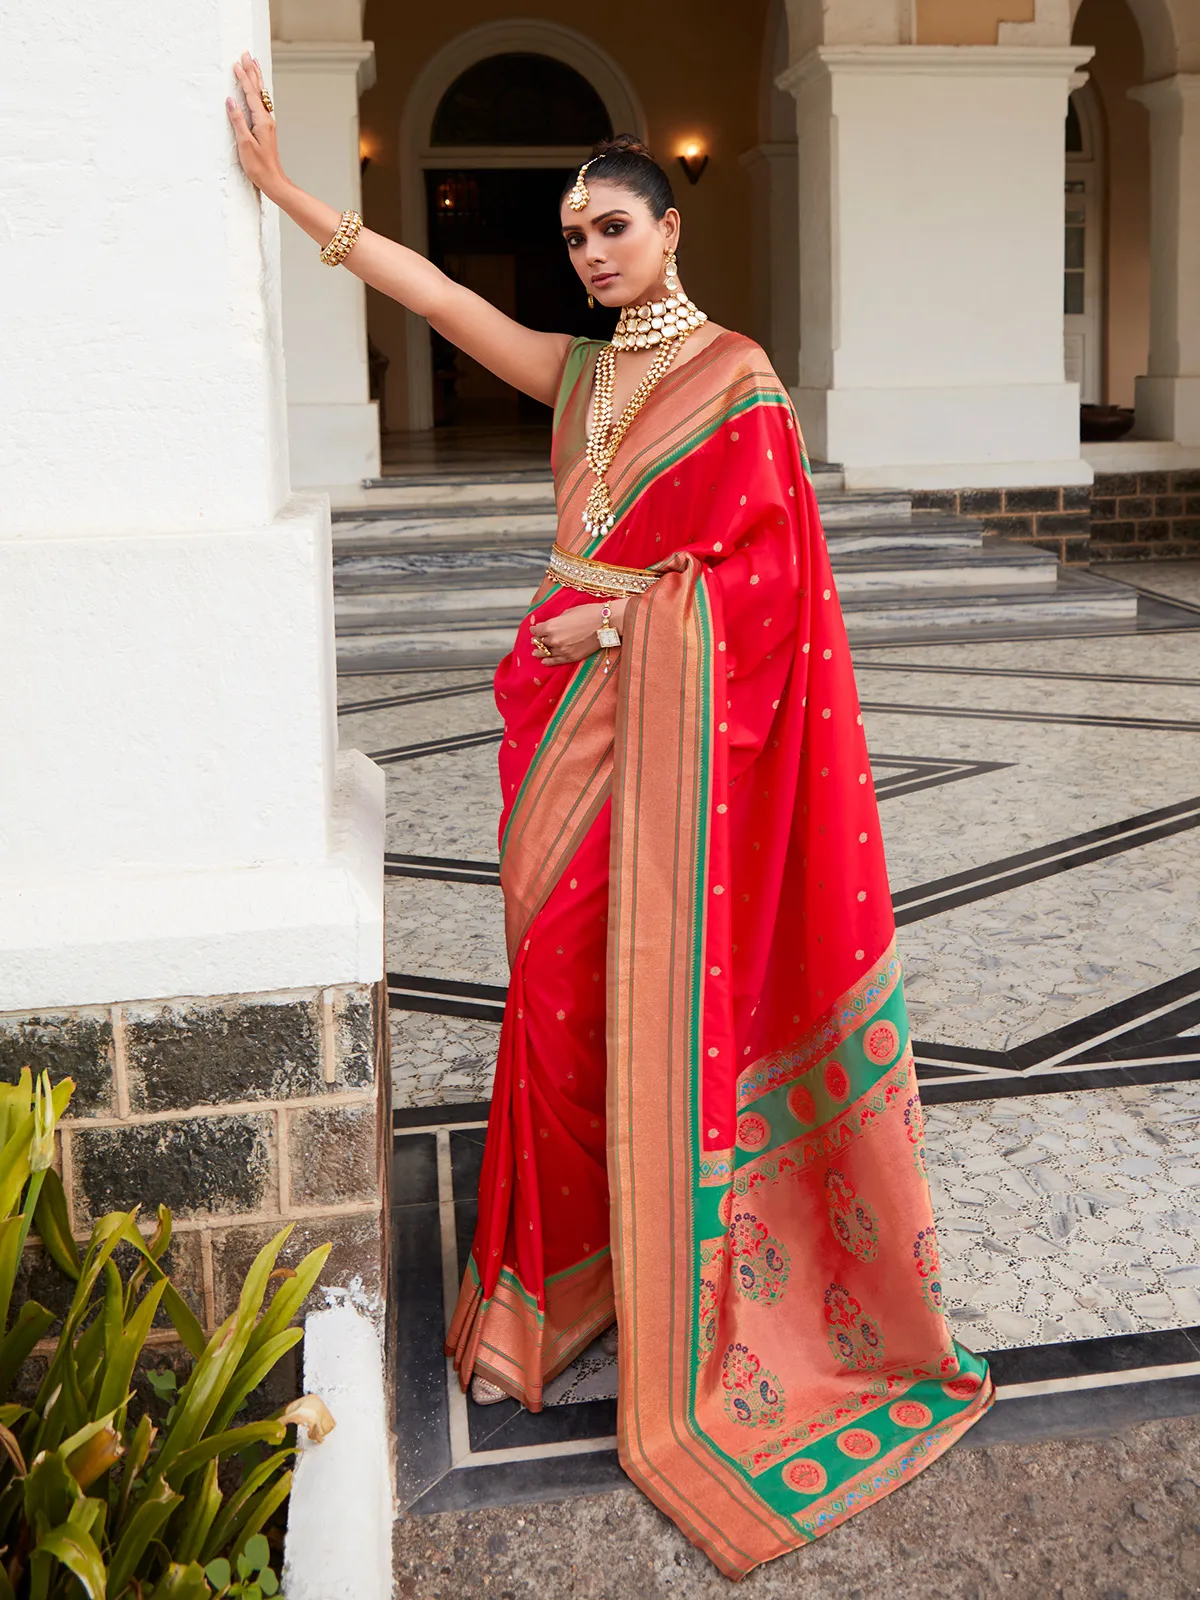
[562,133,676,218]
[591,133,655,161]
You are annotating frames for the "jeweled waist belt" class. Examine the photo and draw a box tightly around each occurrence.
[546,541,662,600]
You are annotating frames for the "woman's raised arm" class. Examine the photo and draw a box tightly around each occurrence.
[227,54,571,407]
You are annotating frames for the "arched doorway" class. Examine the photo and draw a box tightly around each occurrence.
[427,55,611,428]
[1071,0,1152,419]
[398,22,645,431]
[1064,81,1106,407]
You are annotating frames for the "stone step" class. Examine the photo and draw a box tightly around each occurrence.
[331,538,1054,607]
[335,567,1136,670]
[334,511,560,551]
[818,489,911,525]
[332,508,971,566]
[840,568,1137,634]
[825,512,982,553]
[331,463,870,521]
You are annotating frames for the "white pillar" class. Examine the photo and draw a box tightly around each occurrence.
[780,45,1094,489]
[739,144,801,389]
[0,0,383,1009]
[1131,75,1200,446]
[273,30,380,489]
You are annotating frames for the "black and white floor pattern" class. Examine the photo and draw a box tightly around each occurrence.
[343,566,1200,1516]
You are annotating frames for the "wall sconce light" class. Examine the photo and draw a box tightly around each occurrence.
[359,134,375,177]
[677,141,709,185]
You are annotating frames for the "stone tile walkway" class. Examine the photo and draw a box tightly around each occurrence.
[343,556,1200,1581]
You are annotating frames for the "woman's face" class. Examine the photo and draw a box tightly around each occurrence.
[560,180,681,309]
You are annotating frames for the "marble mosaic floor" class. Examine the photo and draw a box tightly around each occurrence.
[348,560,1200,1515]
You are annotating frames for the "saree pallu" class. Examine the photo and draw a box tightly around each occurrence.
[447,331,993,1579]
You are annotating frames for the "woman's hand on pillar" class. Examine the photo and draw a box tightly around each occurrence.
[227,53,287,200]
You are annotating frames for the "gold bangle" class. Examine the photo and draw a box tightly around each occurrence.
[319,209,363,267]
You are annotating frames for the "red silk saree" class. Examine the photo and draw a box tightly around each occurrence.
[446,330,993,1578]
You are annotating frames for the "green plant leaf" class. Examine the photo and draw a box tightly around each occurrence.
[95,1278,169,1422]
[0,1300,55,1395]
[155,1227,291,1487]
[115,1412,157,1531]
[228,1471,291,1570]
[0,1112,37,1221]
[31,1519,106,1599]
[209,1330,302,1438]
[259,1569,279,1597]
[116,1221,205,1360]
[0,1419,28,1477]
[200,1448,292,1565]
[149,1562,213,1600]
[242,1534,270,1572]
[171,1456,222,1567]
[204,1558,231,1589]
[106,1477,181,1597]
[147,1369,178,1402]
[0,1215,27,1337]
[244,1244,331,1362]
[33,1166,81,1279]
[23,1446,80,1532]
[165,1422,286,1492]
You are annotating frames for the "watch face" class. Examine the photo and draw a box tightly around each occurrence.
[597,626,622,648]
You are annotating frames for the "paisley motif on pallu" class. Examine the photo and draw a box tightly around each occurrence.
[904,1094,927,1174]
[824,1282,886,1371]
[825,1169,881,1262]
[697,1238,727,1368]
[913,1227,944,1315]
[729,1211,791,1305]
[721,1344,787,1430]
[541,332,996,1578]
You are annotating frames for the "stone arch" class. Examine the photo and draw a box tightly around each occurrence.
[398,21,646,429]
[1071,0,1183,77]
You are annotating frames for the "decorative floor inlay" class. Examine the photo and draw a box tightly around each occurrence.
[357,562,1200,1515]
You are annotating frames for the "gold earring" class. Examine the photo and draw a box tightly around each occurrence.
[588,293,594,310]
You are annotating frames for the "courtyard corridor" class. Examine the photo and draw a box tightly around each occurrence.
[340,560,1200,1597]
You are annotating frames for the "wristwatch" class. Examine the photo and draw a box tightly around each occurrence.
[596,602,621,650]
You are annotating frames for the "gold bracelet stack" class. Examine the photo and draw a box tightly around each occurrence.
[319,210,363,267]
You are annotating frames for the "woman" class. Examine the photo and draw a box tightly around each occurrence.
[229,57,993,1580]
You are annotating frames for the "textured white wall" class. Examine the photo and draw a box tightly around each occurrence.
[1,0,289,537]
[0,0,383,1009]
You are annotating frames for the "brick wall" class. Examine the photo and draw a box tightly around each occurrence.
[0,983,390,1337]
[1089,470,1200,562]
[911,473,1200,564]
[911,487,1093,564]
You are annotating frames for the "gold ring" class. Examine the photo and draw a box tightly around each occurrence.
[533,637,551,659]
[260,89,274,114]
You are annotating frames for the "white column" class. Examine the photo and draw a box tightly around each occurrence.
[739,144,801,389]
[1131,75,1200,447]
[0,0,383,1009]
[273,36,380,488]
[780,45,1094,489]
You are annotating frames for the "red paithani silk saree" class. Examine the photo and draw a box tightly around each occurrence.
[446,330,993,1579]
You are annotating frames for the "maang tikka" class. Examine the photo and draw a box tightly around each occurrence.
[568,157,598,212]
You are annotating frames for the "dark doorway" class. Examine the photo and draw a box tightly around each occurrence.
[425,168,618,427]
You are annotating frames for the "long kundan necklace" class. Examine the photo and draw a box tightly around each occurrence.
[581,255,708,537]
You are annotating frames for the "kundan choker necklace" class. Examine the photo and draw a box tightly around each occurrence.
[581,259,708,536]
[611,289,708,352]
